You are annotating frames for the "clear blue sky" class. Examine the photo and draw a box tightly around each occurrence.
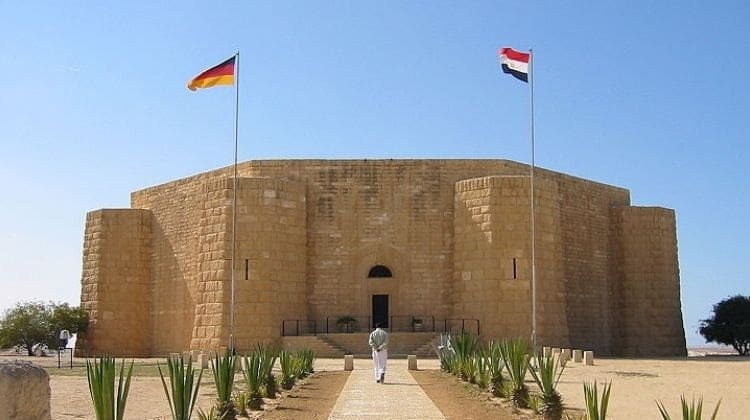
[1,2,748,346]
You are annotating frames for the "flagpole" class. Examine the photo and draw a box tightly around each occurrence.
[528,48,537,351]
[230,50,240,354]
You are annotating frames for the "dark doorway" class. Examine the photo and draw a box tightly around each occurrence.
[372,294,389,328]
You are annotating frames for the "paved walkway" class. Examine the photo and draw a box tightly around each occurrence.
[327,358,446,420]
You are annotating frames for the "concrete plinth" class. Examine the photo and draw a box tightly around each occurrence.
[543,346,552,357]
[573,349,583,362]
[584,350,594,366]
[408,355,418,370]
[344,355,354,371]
[198,353,210,369]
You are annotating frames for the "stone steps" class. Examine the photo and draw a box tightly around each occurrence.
[281,332,438,358]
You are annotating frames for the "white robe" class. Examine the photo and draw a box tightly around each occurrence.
[372,348,388,379]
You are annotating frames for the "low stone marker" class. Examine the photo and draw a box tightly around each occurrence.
[344,354,354,371]
[407,355,418,370]
[198,353,210,369]
[170,352,181,360]
[552,348,562,356]
[562,349,571,359]
[543,346,552,357]
[584,350,595,366]
[573,349,583,363]
[0,360,52,420]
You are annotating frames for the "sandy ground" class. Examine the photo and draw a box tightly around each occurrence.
[4,350,749,419]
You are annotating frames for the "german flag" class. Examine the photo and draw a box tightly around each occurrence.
[187,55,236,91]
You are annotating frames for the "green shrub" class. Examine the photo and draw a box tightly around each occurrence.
[242,353,264,411]
[656,395,721,420]
[158,355,203,420]
[528,354,565,420]
[583,381,612,420]
[86,357,134,420]
[484,341,505,397]
[209,352,237,419]
[279,350,295,390]
[499,338,530,408]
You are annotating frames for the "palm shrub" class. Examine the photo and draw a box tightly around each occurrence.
[452,332,479,381]
[210,352,237,419]
[528,354,565,420]
[278,350,296,390]
[656,396,721,420]
[242,353,264,410]
[583,381,612,420]
[196,407,217,420]
[499,338,530,409]
[158,355,203,420]
[296,348,315,378]
[255,345,278,399]
[485,341,505,397]
[436,338,455,372]
[474,355,489,388]
[232,391,249,417]
[86,356,134,420]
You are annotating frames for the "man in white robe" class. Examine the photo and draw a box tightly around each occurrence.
[368,323,388,383]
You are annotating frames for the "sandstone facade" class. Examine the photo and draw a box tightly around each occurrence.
[77,159,686,357]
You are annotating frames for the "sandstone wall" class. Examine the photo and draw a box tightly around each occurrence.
[190,177,307,352]
[452,175,567,346]
[132,172,228,354]
[80,159,685,357]
[453,176,533,340]
[611,206,687,356]
[78,209,151,356]
[555,175,630,354]
[231,160,531,329]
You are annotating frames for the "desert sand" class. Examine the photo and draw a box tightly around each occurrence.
[5,350,749,419]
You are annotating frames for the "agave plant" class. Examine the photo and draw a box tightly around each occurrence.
[296,348,316,377]
[528,354,565,420]
[86,356,134,420]
[452,332,479,380]
[254,345,278,399]
[158,354,203,420]
[242,353,264,410]
[278,350,296,390]
[583,381,612,420]
[656,395,721,420]
[485,341,505,397]
[499,338,530,408]
[232,390,249,417]
[210,351,237,419]
[196,406,217,420]
[475,355,489,388]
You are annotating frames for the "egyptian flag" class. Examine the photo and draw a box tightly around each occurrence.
[187,55,236,91]
[498,47,530,83]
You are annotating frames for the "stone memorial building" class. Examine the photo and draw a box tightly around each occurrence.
[77,159,686,357]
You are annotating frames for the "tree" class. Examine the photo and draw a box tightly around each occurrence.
[699,295,750,355]
[0,301,88,356]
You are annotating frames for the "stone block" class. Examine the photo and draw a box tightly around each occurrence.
[573,349,583,362]
[584,350,594,366]
[543,346,552,357]
[0,360,51,420]
[408,355,418,370]
[198,353,210,369]
[552,348,561,355]
[344,354,354,371]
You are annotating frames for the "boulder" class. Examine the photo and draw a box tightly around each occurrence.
[0,360,51,420]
